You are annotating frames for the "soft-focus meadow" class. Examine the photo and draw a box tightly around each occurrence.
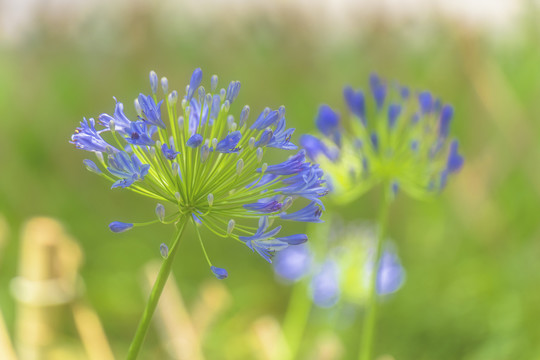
[1,1,540,359]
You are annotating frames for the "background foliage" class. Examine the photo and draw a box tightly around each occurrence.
[0,2,539,359]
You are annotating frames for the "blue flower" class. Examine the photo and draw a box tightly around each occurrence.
[376,249,405,295]
[274,243,311,282]
[316,105,340,144]
[161,143,180,160]
[71,69,327,276]
[302,74,464,201]
[107,151,150,188]
[310,260,340,308]
[71,118,115,153]
[280,201,323,223]
[125,121,156,146]
[343,86,366,123]
[251,109,279,130]
[137,94,165,128]
[216,131,242,153]
[266,117,297,150]
[261,150,310,175]
[244,198,283,213]
[99,100,132,134]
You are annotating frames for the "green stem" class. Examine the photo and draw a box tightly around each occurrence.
[358,188,392,360]
[282,281,311,360]
[126,217,189,360]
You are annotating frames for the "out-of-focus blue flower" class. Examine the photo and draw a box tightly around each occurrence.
[376,249,405,295]
[310,260,340,308]
[302,74,464,202]
[274,243,311,282]
[71,69,327,277]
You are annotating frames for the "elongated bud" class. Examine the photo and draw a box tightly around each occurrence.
[83,159,101,174]
[227,219,235,235]
[278,105,285,120]
[109,119,116,133]
[109,221,133,233]
[236,159,244,175]
[155,203,165,222]
[198,86,206,104]
[261,163,268,172]
[178,116,184,128]
[134,98,142,116]
[227,115,235,130]
[207,193,214,207]
[174,192,181,201]
[231,123,237,131]
[205,93,212,106]
[282,197,293,211]
[95,151,104,164]
[211,266,228,279]
[149,146,156,158]
[201,144,210,163]
[161,77,168,93]
[257,148,264,162]
[219,88,226,101]
[181,98,188,110]
[160,243,169,258]
[168,90,178,105]
[211,75,218,92]
[240,105,250,127]
[212,138,218,148]
[249,137,255,149]
[155,140,162,149]
[149,70,158,94]
[222,100,230,113]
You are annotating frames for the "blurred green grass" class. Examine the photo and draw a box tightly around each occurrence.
[0,3,540,359]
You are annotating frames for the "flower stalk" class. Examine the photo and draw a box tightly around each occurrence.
[358,186,391,360]
[126,217,188,360]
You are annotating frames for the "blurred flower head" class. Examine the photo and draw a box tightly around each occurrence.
[273,222,405,307]
[300,74,464,203]
[71,69,327,278]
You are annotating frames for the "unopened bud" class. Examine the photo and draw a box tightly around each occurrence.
[236,159,244,175]
[227,219,235,235]
[160,243,169,258]
[155,203,165,222]
[211,75,218,92]
[257,148,264,162]
[134,98,142,116]
[161,77,169,93]
[207,193,214,207]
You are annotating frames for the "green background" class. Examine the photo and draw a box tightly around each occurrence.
[1,2,539,359]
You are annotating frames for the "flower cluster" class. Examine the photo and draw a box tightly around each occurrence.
[71,69,327,278]
[273,222,405,308]
[274,224,405,307]
[300,74,464,202]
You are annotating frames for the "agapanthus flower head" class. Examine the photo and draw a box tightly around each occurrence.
[300,74,464,202]
[70,69,326,278]
[273,221,405,307]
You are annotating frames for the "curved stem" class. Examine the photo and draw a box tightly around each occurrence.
[126,217,189,360]
[358,188,392,360]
